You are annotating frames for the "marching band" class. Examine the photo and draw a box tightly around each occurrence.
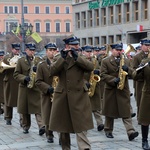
[0,35,150,150]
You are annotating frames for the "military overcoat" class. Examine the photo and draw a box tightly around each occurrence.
[100,55,132,118]
[49,55,94,133]
[35,58,53,125]
[132,58,150,124]
[0,73,4,103]
[13,55,42,114]
[3,53,19,107]
[132,50,147,107]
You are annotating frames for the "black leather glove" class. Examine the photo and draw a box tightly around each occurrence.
[32,66,37,72]
[71,48,78,61]
[114,78,120,85]
[24,76,30,84]
[86,82,91,89]
[47,86,54,94]
[122,65,128,72]
[60,50,68,60]
[93,69,100,75]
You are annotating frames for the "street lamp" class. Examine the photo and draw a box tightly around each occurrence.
[12,23,33,52]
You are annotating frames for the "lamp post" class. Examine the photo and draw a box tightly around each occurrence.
[12,0,33,52]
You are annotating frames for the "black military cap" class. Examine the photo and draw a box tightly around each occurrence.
[0,50,4,56]
[100,46,106,51]
[82,45,93,52]
[63,34,79,45]
[25,42,36,50]
[93,46,100,51]
[135,45,141,51]
[140,39,150,45]
[11,43,20,50]
[45,42,57,49]
[110,43,123,50]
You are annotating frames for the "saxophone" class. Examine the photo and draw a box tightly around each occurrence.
[88,56,101,97]
[27,56,36,89]
[117,53,128,90]
[117,44,135,90]
[51,76,59,102]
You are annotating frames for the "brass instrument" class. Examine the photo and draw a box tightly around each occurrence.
[103,44,111,58]
[51,76,59,102]
[0,55,20,73]
[27,56,36,89]
[8,55,20,67]
[117,44,135,90]
[0,61,15,73]
[88,56,101,97]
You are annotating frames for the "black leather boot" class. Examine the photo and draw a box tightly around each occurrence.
[142,141,150,150]
[141,125,150,150]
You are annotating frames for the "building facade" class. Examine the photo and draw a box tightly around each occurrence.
[72,0,150,46]
[0,0,72,51]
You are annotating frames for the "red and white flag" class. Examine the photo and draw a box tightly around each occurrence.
[137,25,143,32]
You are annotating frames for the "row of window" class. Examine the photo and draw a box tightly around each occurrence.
[6,21,71,33]
[79,34,122,46]
[75,0,148,29]
[4,6,70,14]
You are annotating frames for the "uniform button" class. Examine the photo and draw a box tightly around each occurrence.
[67,80,69,82]
[68,90,70,92]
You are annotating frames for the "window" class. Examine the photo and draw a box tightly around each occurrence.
[14,6,18,14]
[101,8,106,26]
[95,9,99,26]
[101,36,106,45]
[88,37,93,45]
[9,6,13,13]
[125,3,130,22]
[56,7,59,14]
[76,13,80,29]
[66,7,69,14]
[109,35,114,44]
[75,0,80,3]
[46,23,50,32]
[109,6,114,25]
[66,22,70,32]
[82,38,86,46]
[95,37,99,45]
[56,22,60,32]
[24,6,28,14]
[4,6,8,13]
[35,23,40,32]
[81,11,86,28]
[116,5,121,24]
[45,6,50,14]
[6,21,18,33]
[142,0,148,20]
[35,6,40,14]
[116,35,122,41]
[133,2,139,21]
[88,10,92,27]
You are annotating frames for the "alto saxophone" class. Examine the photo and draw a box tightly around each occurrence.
[51,76,59,102]
[27,56,36,89]
[117,54,128,90]
[88,56,101,97]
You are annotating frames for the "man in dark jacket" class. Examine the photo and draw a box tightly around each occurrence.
[100,42,139,141]
[14,42,45,135]
[35,42,58,143]
[49,35,94,150]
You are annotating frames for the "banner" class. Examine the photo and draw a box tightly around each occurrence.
[31,32,42,43]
